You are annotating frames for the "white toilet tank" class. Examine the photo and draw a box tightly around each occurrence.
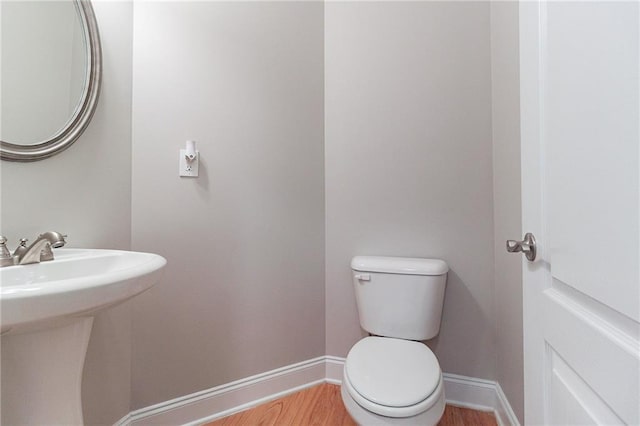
[351,256,448,341]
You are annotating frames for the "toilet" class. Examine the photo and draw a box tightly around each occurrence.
[341,256,449,426]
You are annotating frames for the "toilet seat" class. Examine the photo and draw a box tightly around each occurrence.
[344,337,442,418]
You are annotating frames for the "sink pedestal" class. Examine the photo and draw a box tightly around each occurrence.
[1,317,94,425]
[1,248,166,423]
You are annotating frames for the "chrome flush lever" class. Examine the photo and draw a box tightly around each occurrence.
[506,232,537,261]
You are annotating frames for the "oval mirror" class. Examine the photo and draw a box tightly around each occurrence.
[0,0,101,162]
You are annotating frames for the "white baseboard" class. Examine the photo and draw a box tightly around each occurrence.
[325,355,345,384]
[115,356,520,426]
[494,382,521,426]
[442,372,520,426]
[120,357,326,426]
[443,372,501,411]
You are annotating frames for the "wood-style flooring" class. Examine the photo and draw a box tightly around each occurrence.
[206,383,498,426]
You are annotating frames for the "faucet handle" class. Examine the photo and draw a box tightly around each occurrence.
[0,237,15,267]
[14,238,29,258]
[0,236,10,258]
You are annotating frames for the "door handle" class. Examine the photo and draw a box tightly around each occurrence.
[506,232,537,261]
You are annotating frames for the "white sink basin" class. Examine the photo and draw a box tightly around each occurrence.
[1,248,166,331]
[0,248,166,425]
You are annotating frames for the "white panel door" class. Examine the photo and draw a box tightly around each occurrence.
[519,2,640,425]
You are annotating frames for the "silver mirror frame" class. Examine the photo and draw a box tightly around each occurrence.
[0,0,102,162]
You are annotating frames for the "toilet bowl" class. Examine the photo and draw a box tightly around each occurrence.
[341,336,445,426]
[341,256,448,426]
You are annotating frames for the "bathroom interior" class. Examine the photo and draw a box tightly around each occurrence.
[1,1,638,425]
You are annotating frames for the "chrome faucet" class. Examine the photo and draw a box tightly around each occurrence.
[17,232,67,265]
[0,232,67,267]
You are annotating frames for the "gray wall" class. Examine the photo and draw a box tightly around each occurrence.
[130,1,325,408]
[0,2,134,424]
[490,2,524,423]
[324,1,497,381]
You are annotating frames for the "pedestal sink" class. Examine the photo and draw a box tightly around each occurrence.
[0,248,166,425]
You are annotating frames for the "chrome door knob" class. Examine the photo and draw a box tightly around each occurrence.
[506,232,537,261]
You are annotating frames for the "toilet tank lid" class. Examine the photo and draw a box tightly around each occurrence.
[351,256,448,276]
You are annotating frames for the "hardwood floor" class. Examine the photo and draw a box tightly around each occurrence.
[438,404,498,426]
[206,383,498,426]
